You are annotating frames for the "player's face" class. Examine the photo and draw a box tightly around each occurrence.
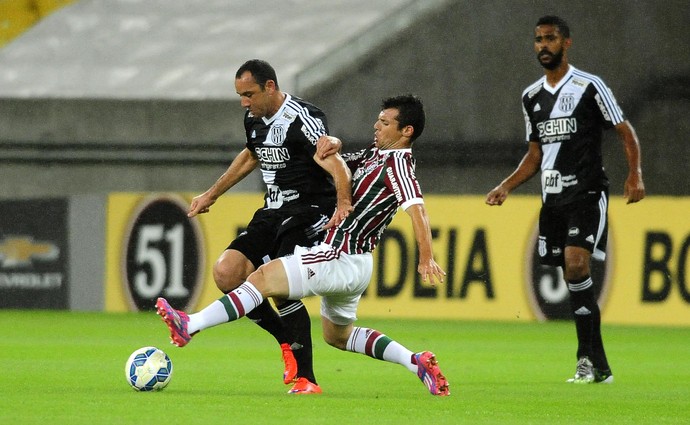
[235,71,273,118]
[534,25,569,70]
[374,108,409,150]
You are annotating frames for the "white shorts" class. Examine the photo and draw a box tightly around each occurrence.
[279,243,373,325]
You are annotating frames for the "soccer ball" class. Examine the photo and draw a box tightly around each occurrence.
[125,346,173,391]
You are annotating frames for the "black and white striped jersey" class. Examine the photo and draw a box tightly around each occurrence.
[244,93,336,212]
[522,65,626,206]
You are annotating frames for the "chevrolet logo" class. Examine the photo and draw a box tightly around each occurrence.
[0,236,59,267]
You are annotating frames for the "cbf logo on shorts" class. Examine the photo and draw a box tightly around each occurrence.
[122,194,205,312]
[525,224,612,320]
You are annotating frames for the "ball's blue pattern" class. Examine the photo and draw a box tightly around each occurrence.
[125,347,173,391]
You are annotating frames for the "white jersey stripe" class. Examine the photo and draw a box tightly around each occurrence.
[522,78,544,98]
[393,154,417,200]
[285,100,322,138]
[572,68,624,124]
[592,191,608,261]
[279,95,325,139]
[278,301,305,316]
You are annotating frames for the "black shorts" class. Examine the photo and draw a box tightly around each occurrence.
[228,205,331,269]
[538,190,609,267]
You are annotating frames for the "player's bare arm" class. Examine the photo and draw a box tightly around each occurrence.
[485,141,542,206]
[615,121,645,204]
[406,203,446,286]
[188,148,259,217]
[313,142,353,228]
[316,135,343,158]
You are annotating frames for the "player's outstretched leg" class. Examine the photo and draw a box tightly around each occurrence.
[342,326,450,396]
[414,351,450,396]
[156,282,264,348]
[156,297,193,347]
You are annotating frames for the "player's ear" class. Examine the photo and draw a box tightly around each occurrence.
[563,37,572,50]
[264,79,277,93]
[401,125,414,139]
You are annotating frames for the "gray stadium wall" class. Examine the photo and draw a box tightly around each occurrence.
[0,0,688,199]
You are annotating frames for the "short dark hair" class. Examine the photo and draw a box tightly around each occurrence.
[381,94,425,142]
[235,59,280,90]
[536,15,571,38]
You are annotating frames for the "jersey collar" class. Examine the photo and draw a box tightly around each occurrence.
[542,65,576,95]
[262,93,292,124]
[377,147,412,153]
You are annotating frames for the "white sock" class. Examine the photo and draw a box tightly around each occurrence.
[346,327,416,373]
[187,300,229,335]
[187,282,264,334]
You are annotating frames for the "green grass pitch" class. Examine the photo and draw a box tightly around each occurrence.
[1,310,688,424]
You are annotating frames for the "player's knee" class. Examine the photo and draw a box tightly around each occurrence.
[564,259,589,281]
[213,261,243,293]
[213,250,256,292]
[564,249,590,280]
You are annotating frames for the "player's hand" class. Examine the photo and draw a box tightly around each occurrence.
[485,185,509,206]
[322,202,353,230]
[316,135,342,159]
[418,259,446,287]
[624,173,645,204]
[188,193,215,217]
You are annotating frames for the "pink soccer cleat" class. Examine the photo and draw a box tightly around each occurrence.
[156,297,193,347]
[414,351,450,396]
